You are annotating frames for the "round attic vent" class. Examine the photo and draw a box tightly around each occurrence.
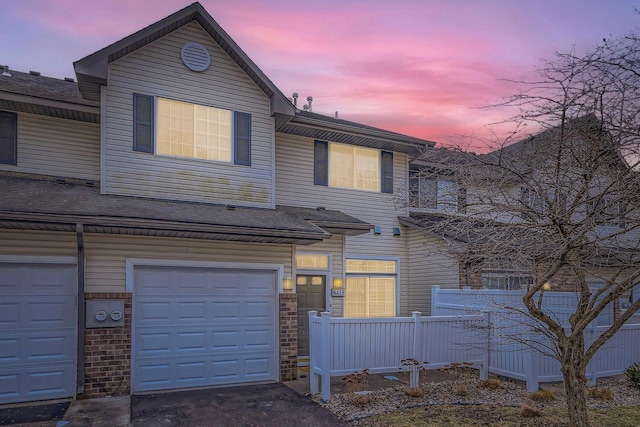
[181,42,211,72]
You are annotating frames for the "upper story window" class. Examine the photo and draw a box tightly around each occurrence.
[314,140,393,193]
[520,187,547,219]
[409,170,463,213]
[0,111,17,165]
[588,196,625,228]
[133,94,251,166]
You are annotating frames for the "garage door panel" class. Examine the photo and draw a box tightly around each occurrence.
[0,263,76,295]
[136,298,275,326]
[0,297,75,330]
[133,265,277,393]
[0,262,77,404]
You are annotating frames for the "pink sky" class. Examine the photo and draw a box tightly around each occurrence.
[2,0,639,151]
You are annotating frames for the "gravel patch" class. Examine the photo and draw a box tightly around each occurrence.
[311,373,640,423]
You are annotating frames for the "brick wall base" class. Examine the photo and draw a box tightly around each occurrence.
[82,292,132,399]
[279,293,298,381]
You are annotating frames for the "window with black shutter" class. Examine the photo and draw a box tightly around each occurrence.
[133,93,154,153]
[314,140,328,186]
[0,111,17,165]
[234,111,251,165]
[381,151,393,194]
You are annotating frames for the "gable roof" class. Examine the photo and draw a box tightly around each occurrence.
[73,2,294,118]
[277,110,433,158]
[0,70,99,122]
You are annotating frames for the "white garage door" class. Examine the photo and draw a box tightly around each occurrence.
[132,265,277,393]
[0,260,77,404]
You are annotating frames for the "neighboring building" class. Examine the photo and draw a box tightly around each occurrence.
[402,117,639,306]
[0,3,437,403]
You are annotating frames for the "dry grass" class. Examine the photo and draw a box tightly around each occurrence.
[351,405,640,426]
[587,387,614,401]
[529,389,558,402]
[404,386,424,397]
[480,378,504,390]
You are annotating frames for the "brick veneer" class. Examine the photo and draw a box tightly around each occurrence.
[279,293,298,381]
[83,292,132,398]
[81,292,296,397]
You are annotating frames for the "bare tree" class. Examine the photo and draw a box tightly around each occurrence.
[408,35,640,427]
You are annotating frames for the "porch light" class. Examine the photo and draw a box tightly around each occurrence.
[332,277,344,289]
[283,276,294,291]
[543,281,552,291]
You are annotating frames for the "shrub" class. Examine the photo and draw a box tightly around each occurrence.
[530,389,557,402]
[625,362,640,390]
[404,386,424,397]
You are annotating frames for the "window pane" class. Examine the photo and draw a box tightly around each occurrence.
[157,98,231,162]
[328,143,380,191]
[344,277,396,317]
[295,254,329,269]
[344,278,367,317]
[346,259,396,273]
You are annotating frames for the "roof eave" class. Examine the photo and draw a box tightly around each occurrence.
[277,116,429,158]
[0,211,330,245]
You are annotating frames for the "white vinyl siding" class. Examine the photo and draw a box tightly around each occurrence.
[103,22,273,208]
[0,230,76,257]
[276,133,410,315]
[407,230,460,315]
[83,234,293,293]
[0,113,100,180]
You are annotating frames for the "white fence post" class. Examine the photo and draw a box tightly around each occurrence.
[524,328,540,392]
[411,311,422,388]
[320,311,332,401]
[587,322,597,386]
[432,286,440,315]
[480,310,490,380]
[308,311,319,395]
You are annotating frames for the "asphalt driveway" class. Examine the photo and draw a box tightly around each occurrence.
[130,382,348,427]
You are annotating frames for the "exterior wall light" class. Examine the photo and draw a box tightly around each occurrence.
[543,281,552,290]
[283,276,294,291]
[332,277,344,289]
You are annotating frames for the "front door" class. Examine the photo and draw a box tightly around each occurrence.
[296,275,326,358]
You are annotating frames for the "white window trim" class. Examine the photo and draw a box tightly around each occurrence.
[328,142,381,193]
[345,256,400,316]
[125,258,284,292]
[154,97,236,165]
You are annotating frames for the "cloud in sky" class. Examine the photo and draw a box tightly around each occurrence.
[2,0,639,150]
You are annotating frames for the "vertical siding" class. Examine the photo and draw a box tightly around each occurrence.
[84,234,293,293]
[0,230,76,256]
[407,229,460,315]
[275,133,411,315]
[103,22,273,208]
[0,113,100,181]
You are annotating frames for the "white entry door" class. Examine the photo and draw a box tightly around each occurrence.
[132,264,277,393]
[0,259,77,404]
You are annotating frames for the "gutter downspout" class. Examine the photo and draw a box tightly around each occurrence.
[76,223,85,395]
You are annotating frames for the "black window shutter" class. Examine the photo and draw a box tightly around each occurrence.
[314,140,328,186]
[133,93,154,153]
[0,111,17,165]
[234,111,251,165]
[381,151,393,193]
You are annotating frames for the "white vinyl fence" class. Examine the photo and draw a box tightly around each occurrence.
[432,286,640,391]
[308,287,640,400]
[308,311,488,401]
